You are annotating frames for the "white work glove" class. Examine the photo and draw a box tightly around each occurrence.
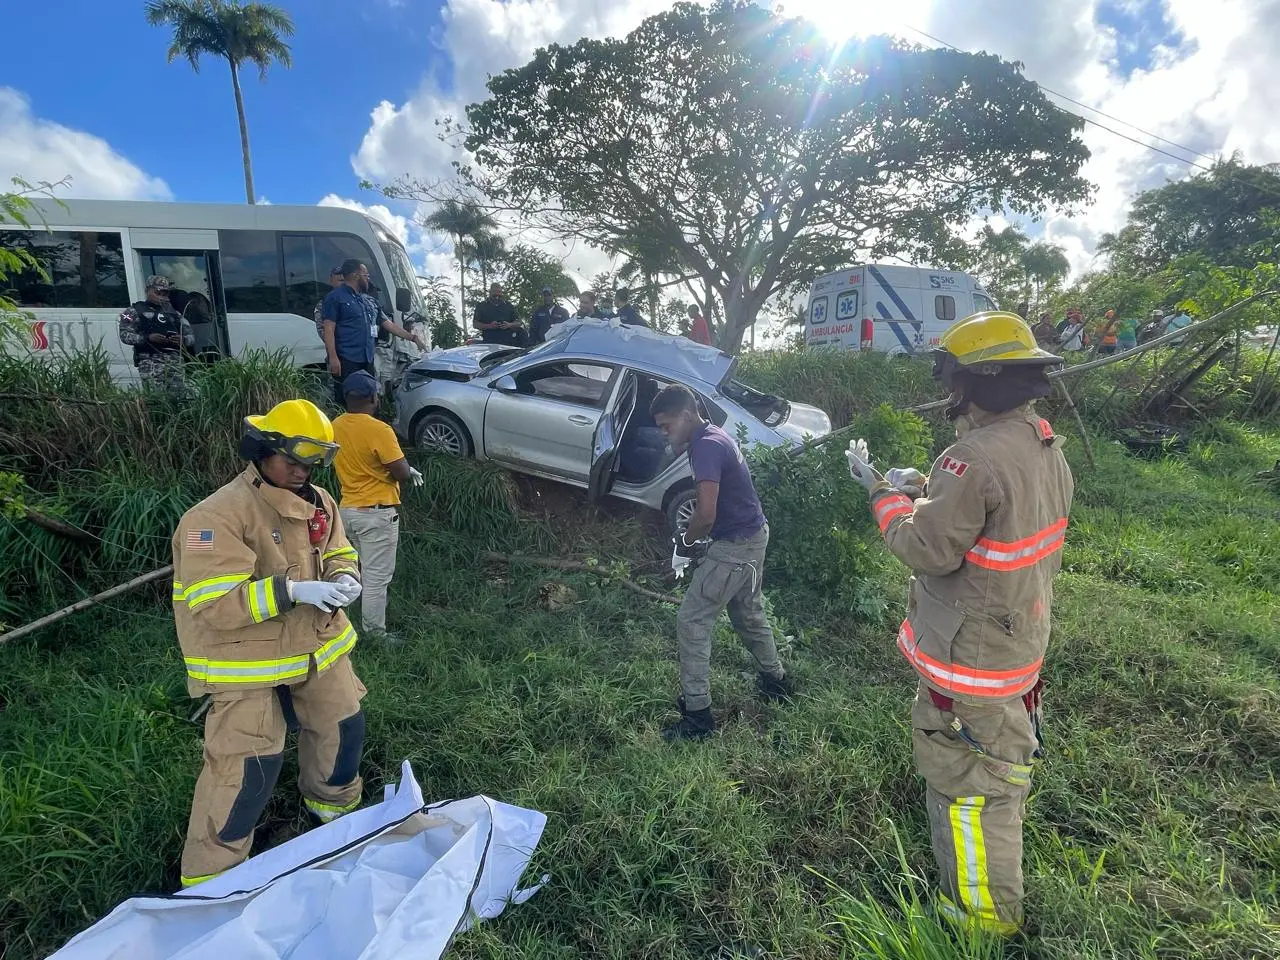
[287,579,350,613]
[885,467,927,499]
[671,532,710,580]
[845,438,884,492]
[330,573,362,605]
[408,466,424,488]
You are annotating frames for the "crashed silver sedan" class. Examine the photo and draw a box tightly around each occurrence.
[393,319,832,530]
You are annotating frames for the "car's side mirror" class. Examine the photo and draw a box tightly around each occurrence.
[491,374,518,392]
[395,287,413,313]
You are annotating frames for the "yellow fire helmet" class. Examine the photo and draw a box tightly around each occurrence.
[243,399,339,467]
[933,311,1063,388]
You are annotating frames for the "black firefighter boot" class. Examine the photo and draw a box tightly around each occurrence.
[757,671,797,702]
[663,696,717,742]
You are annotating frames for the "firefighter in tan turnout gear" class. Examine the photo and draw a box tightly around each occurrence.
[846,312,1074,935]
[171,399,368,887]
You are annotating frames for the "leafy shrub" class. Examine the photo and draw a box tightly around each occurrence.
[749,404,931,618]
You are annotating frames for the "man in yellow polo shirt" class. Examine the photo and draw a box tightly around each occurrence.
[332,371,422,645]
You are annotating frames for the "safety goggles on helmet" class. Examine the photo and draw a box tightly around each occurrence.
[243,425,339,467]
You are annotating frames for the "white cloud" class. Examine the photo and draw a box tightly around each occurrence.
[0,87,172,201]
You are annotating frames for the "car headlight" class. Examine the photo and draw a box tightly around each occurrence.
[402,369,432,393]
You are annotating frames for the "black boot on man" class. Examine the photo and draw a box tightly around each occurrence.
[663,696,717,741]
[757,671,796,702]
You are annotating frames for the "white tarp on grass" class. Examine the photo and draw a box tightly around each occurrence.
[50,761,547,960]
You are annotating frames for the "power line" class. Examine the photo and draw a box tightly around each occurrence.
[901,24,1280,207]
[903,25,1216,171]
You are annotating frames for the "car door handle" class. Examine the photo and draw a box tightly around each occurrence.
[568,414,593,425]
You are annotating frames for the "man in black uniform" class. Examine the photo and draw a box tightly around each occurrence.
[529,286,570,345]
[118,275,194,395]
[575,290,605,320]
[615,288,649,328]
[473,283,527,346]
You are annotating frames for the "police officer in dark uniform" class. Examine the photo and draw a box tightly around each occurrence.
[615,288,649,328]
[575,290,605,320]
[118,275,194,394]
[473,282,528,346]
[529,286,570,345]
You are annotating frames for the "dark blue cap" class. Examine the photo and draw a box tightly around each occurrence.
[341,370,379,399]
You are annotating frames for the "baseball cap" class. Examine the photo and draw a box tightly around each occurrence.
[341,370,380,399]
[146,275,173,291]
[541,286,553,294]
[329,266,343,278]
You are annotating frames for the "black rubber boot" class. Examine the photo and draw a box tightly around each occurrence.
[663,697,717,742]
[757,671,796,702]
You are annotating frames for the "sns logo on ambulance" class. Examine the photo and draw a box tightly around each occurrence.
[939,455,969,478]
[29,321,49,351]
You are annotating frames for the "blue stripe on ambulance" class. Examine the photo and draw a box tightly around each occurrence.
[875,301,916,354]
[868,265,924,354]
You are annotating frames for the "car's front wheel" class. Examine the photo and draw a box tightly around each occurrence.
[413,410,473,457]
[664,485,698,535]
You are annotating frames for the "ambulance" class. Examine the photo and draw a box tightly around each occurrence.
[804,264,997,356]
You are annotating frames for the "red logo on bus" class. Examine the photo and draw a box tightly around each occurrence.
[30,321,49,351]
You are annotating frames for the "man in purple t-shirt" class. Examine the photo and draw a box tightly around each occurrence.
[650,384,795,741]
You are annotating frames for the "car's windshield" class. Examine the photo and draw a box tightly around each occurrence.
[721,377,788,427]
[376,232,425,314]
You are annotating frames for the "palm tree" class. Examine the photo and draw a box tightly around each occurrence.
[145,0,294,204]
[421,200,499,314]
[459,230,507,293]
[1021,241,1071,313]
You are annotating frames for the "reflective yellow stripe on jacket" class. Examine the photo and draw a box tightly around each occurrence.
[183,624,358,685]
[323,545,358,563]
[173,574,282,624]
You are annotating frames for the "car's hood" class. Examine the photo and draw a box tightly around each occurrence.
[774,401,832,444]
[407,343,515,377]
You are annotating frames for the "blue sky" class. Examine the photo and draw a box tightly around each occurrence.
[0,0,448,205]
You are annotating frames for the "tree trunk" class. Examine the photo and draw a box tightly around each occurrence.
[457,244,467,322]
[229,61,255,204]
[720,288,763,355]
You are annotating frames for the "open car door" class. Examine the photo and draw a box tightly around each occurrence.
[587,369,637,503]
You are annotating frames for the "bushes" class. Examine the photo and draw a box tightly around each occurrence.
[749,404,932,618]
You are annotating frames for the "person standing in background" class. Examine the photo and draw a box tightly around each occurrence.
[615,288,649,328]
[529,286,571,345]
[118,275,195,394]
[473,283,527,346]
[332,371,422,646]
[683,303,713,345]
[575,290,605,320]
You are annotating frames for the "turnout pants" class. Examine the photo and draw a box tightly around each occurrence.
[676,524,785,711]
[181,655,367,886]
[911,680,1042,935]
[339,506,400,633]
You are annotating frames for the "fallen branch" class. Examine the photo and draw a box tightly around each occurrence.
[3,497,94,543]
[0,392,108,406]
[0,565,173,645]
[481,551,677,605]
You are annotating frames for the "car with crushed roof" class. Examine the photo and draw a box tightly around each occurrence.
[393,319,832,530]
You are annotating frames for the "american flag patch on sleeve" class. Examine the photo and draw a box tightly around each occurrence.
[186,529,215,551]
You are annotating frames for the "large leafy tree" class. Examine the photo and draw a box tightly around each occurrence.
[1098,156,1280,275]
[448,1,1090,352]
[145,0,293,205]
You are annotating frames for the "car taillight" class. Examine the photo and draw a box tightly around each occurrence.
[860,318,874,351]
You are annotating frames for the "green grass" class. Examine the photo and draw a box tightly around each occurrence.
[2,352,1280,958]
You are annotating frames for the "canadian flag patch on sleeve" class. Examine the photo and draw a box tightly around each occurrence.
[938,455,969,478]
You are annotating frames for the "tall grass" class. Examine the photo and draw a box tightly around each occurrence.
[1,347,1279,958]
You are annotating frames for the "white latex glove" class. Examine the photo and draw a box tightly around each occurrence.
[288,579,350,613]
[885,467,927,499]
[408,467,424,488]
[845,438,884,491]
[331,573,362,605]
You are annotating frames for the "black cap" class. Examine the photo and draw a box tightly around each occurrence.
[616,288,631,301]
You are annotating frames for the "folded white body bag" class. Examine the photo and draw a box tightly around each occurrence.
[50,761,547,960]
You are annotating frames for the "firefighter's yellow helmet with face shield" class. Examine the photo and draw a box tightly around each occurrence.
[242,399,338,467]
[932,311,1063,390]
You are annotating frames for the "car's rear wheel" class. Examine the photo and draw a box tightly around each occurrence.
[413,411,473,457]
[664,485,698,535]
